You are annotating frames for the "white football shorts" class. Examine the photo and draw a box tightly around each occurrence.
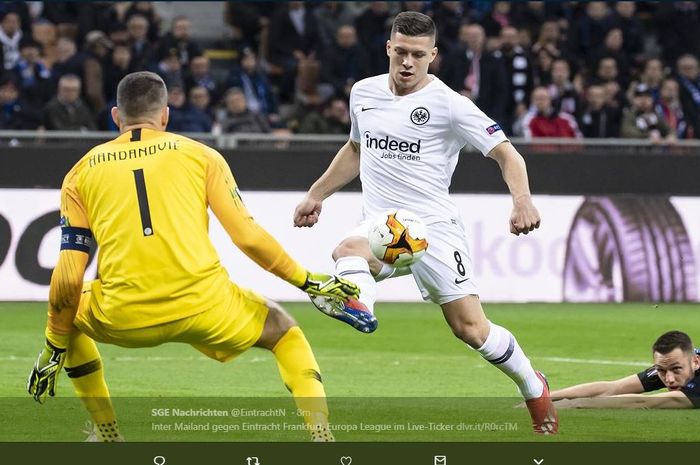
[343,218,479,304]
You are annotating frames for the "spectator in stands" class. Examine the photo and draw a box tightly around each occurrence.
[621,83,674,143]
[522,86,581,138]
[0,12,22,70]
[107,22,129,47]
[189,85,214,121]
[548,58,580,116]
[127,14,154,70]
[166,85,212,133]
[655,2,700,66]
[532,47,554,87]
[0,75,40,129]
[656,78,693,139]
[432,1,468,54]
[216,87,270,134]
[590,28,630,86]
[82,30,112,114]
[611,2,644,67]
[42,74,96,131]
[41,3,80,40]
[124,2,161,44]
[0,2,30,34]
[594,56,619,86]
[676,54,700,140]
[31,19,58,69]
[224,2,268,54]
[76,2,121,43]
[440,23,507,124]
[354,2,392,76]
[103,43,133,102]
[298,95,350,134]
[577,84,621,138]
[498,25,533,135]
[603,81,625,112]
[11,38,51,105]
[157,16,202,69]
[314,2,361,50]
[227,49,278,123]
[157,49,185,90]
[530,20,565,64]
[511,2,547,41]
[320,24,369,99]
[594,56,626,109]
[480,2,514,39]
[568,2,614,59]
[268,2,323,102]
[184,55,220,102]
[628,58,664,104]
[51,37,83,84]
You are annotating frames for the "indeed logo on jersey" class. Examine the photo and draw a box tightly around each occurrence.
[364,131,421,161]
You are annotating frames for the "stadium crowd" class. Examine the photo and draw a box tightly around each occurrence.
[0,1,699,140]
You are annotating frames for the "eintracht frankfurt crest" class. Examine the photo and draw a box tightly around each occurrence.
[410,107,430,125]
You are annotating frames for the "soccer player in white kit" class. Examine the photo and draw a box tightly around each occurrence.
[293,11,558,435]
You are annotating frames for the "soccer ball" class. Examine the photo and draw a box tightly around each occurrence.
[368,209,428,267]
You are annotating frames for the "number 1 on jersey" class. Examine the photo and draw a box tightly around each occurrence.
[132,168,154,236]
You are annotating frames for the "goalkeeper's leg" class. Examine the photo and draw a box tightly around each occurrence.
[65,330,123,442]
[255,300,334,442]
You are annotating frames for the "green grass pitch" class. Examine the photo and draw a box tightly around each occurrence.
[1,301,698,442]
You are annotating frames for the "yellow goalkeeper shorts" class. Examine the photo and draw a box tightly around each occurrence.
[74,280,269,362]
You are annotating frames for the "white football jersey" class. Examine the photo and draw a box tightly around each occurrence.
[349,74,508,224]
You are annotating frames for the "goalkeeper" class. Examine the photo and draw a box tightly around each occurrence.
[26,71,358,442]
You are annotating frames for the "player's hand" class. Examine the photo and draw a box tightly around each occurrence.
[300,272,360,302]
[510,195,541,235]
[293,195,323,228]
[27,340,66,404]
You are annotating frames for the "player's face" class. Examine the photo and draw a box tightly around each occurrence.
[653,348,700,390]
[386,32,437,95]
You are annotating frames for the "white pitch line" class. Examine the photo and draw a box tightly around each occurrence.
[537,356,649,367]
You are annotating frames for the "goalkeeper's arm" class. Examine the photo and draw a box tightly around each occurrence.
[46,249,90,346]
[205,148,359,301]
[27,248,89,403]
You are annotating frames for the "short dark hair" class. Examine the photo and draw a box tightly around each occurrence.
[391,11,436,40]
[653,330,694,355]
[116,71,167,121]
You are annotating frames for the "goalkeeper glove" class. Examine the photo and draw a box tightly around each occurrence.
[27,340,66,404]
[299,272,360,302]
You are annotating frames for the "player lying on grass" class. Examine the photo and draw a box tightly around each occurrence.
[293,12,557,434]
[26,71,359,442]
[552,330,700,409]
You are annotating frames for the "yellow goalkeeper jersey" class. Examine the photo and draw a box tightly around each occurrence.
[60,127,306,329]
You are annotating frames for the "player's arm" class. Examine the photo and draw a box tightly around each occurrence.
[551,374,645,400]
[554,391,694,409]
[487,141,541,236]
[206,149,359,301]
[293,138,360,227]
[28,168,92,403]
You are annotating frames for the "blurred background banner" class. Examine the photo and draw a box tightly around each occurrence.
[2,188,698,303]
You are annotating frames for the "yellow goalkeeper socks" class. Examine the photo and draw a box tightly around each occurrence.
[66,331,122,441]
[271,326,333,441]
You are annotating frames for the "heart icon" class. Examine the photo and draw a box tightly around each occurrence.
[340,457,352,465]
